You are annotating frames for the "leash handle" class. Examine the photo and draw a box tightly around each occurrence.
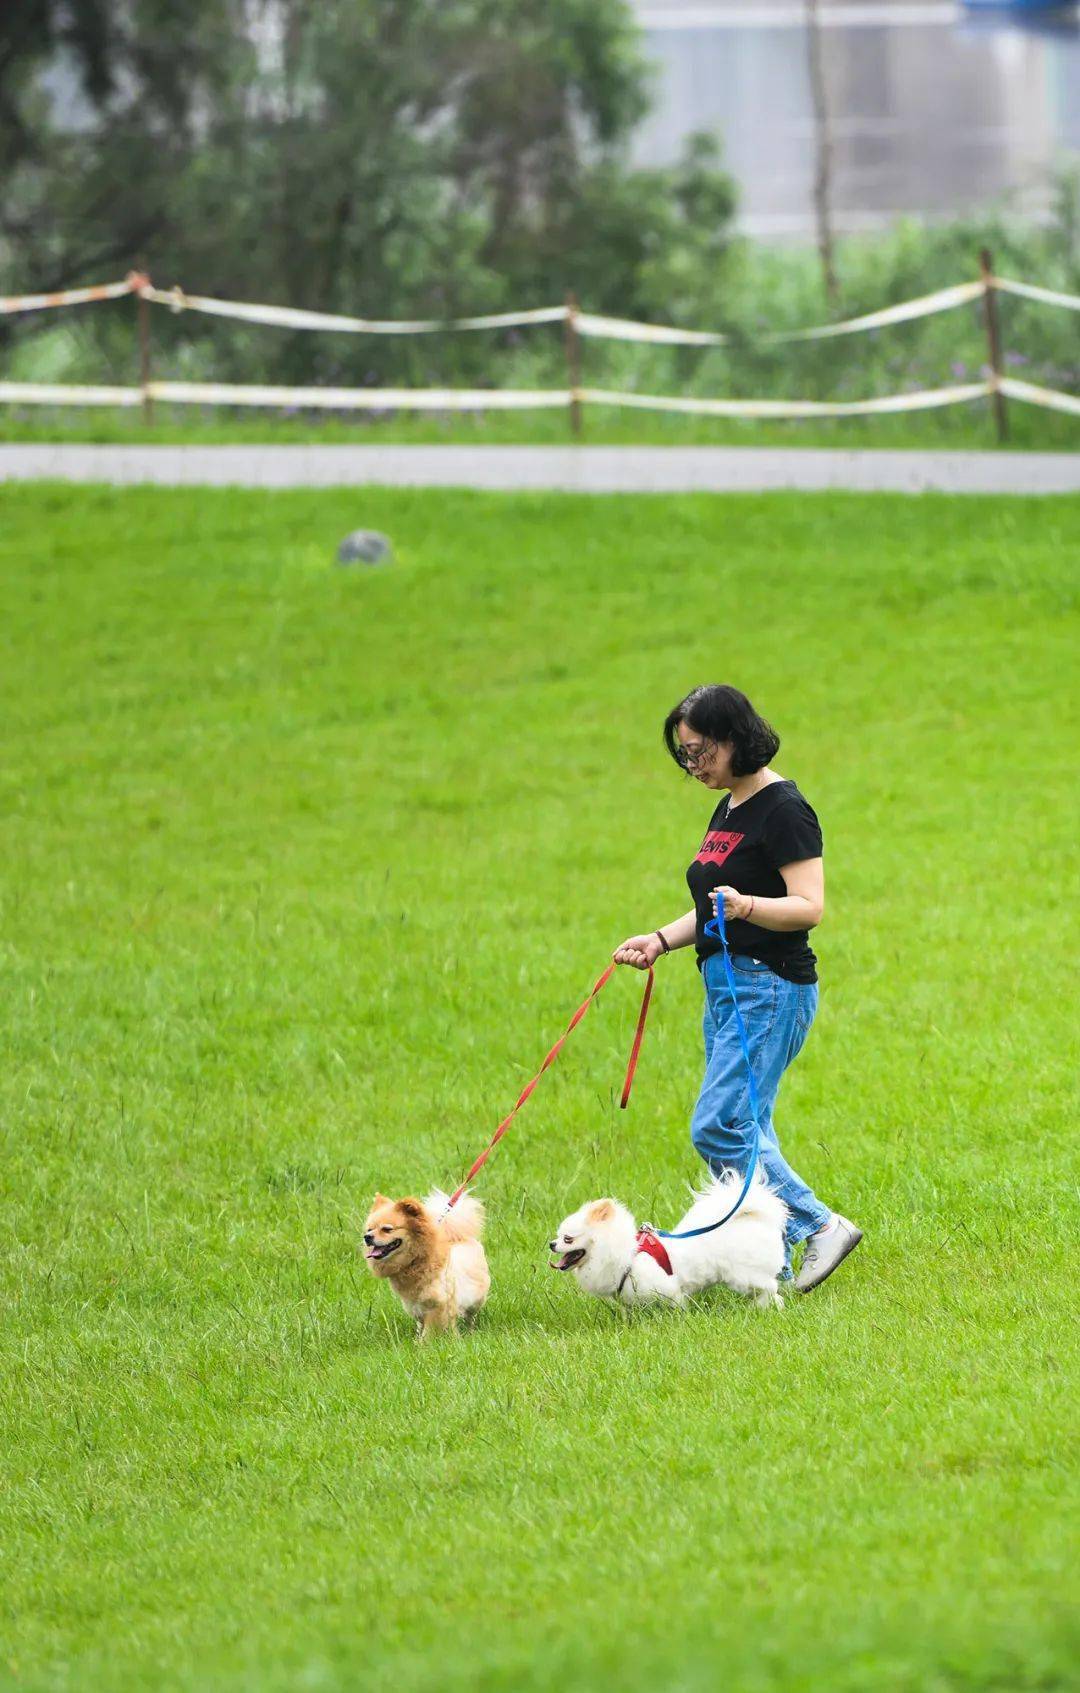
[446,962,654,1209]
[658,895,760,1241]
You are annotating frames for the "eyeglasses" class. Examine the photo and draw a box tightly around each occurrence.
[674,740,717,771]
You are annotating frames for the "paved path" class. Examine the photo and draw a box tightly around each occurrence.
[2,444,1078,494]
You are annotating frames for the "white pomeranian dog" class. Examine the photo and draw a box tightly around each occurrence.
[548,1171,788,1310]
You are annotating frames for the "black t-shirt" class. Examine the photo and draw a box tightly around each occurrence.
[685,780,823,983]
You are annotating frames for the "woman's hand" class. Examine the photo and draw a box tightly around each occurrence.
[613,933,663,970]
[710,886,754,922]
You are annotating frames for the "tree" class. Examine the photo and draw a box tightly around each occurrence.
[1,0,111,180]
[805,0,839,311]
[1,0,738,383]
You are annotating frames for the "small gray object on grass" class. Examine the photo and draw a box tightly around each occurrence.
[336,529,392,566]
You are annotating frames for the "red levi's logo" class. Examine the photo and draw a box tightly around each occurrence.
[696,830,744,867]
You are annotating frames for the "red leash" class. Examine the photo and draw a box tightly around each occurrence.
[446,963,654,1207]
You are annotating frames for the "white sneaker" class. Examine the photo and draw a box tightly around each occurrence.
[795,1215,862,1293]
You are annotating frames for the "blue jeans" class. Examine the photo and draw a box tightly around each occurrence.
[689,953,831,1264]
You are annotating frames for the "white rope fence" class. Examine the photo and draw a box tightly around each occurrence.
[0,276,143,315]
[575,280,992,345]
[578,381,996,417]
[140,284,568,335]
[1,265,1077,424]
[0,381,573,411]
[3,376,1076,420]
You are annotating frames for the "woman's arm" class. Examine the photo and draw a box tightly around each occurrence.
[711,857,824,933]
[614,907,697,969]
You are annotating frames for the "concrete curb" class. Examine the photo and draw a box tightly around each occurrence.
[1,443,1078,494]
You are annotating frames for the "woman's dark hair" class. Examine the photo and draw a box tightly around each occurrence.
[663,685,780,777]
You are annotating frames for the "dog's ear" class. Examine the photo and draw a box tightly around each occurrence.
[586,1199,616,1224]
[370,1192,389,1207]
[397,1198,425,1220]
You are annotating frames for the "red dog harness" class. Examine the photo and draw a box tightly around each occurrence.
[616,1226,675,1295]
[635,1228,674,1276]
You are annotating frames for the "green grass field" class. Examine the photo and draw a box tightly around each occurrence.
[2,482,1078,1692]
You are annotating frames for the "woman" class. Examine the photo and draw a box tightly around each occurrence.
[614,684,861,1292]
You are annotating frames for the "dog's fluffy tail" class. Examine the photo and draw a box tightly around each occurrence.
[691,1168,788,1231]
[426,1189,485,1243]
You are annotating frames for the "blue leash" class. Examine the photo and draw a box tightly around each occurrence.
[652,899,761,1241]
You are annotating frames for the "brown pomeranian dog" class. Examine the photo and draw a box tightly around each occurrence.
[362,1189,489,1340]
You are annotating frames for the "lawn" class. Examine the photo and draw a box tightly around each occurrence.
[1,483,1077,1692]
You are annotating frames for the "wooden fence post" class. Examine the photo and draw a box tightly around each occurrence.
[979,247,1007,444]
[137,271,153,428]
[564,291,582,439]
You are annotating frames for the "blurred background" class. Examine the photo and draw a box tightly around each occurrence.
[2,0,1078,406]
[635,0,1080,237]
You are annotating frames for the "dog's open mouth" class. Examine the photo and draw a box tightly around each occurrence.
[366,1238,403,1262]
[550,1248,586,1271]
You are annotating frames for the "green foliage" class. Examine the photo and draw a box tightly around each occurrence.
[2,4,1076,415]
[551,133,738,321]
[0,0,112,175]
[3,196,1078,420]
[1,483,1078,1691]
[610,202,1080,410]
[1,0,736,384]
